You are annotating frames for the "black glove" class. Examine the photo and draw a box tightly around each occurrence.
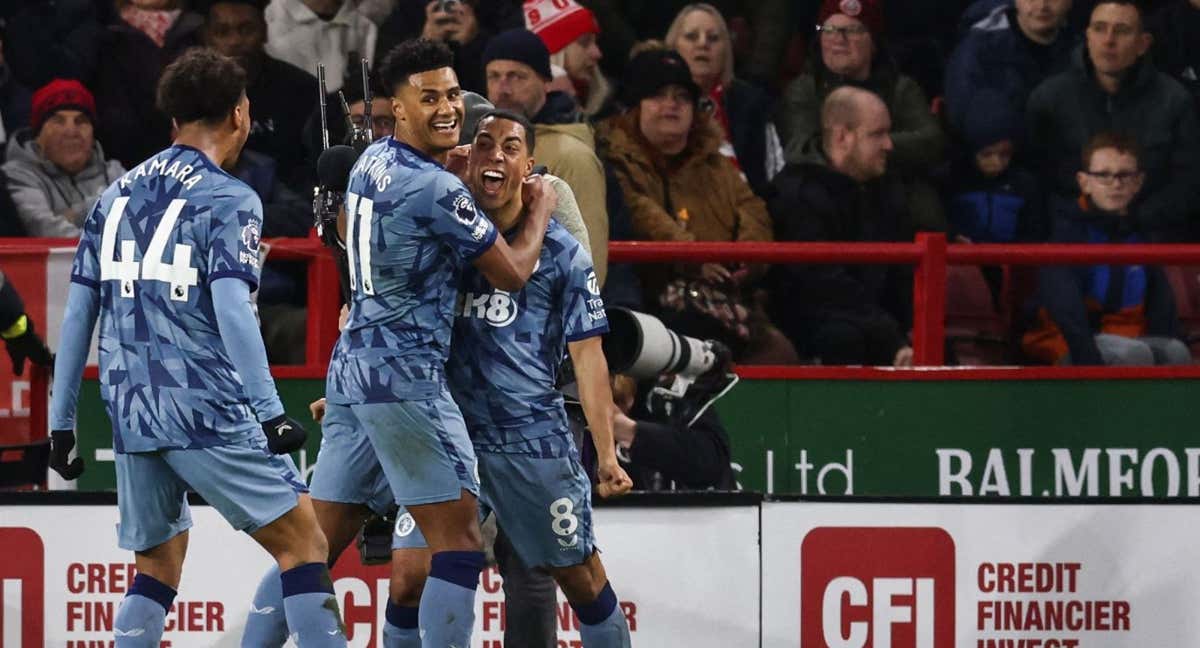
[49,430,85,480]
[262,414,307,454]
[4,317,52,376]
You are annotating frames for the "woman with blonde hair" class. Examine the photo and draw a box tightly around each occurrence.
[664,2,783,197]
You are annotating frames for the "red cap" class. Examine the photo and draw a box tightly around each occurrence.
[524,0,600,55]
[31,79,97,133]
[817,0,884,39]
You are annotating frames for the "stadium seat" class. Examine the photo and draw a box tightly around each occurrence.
[1164,265,1200,362]
[945,265,1008,365]
[0,438,50,489]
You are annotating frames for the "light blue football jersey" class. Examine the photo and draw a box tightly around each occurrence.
[447,220,608,457]
[326,137,498,404]
[71,145,266,453]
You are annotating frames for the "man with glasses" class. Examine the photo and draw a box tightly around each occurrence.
[1022,131,1191,366]
[1028,0,1200,241]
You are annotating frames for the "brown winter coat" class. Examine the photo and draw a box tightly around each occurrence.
[598,110,773,245]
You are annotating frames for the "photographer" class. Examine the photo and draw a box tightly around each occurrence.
[609,373,735,491]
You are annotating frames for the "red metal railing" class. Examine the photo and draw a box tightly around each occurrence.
[606,235,1200,376]
[11,234,1200,385]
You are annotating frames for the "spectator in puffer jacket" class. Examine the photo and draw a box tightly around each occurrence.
[944,0,1075,143]
[1026,0,1200,241]
[1,79,124,237]
[1022,132,1190,366]
[768,86,915,367]
[942,89,1045,245]
[94,0,204,168]
[1148,0,1200,110]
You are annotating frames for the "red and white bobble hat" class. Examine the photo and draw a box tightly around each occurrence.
[816,0,885,39]
[524,0,600,55]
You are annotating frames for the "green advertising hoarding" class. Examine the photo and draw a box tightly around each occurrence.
[73,376,1200,498]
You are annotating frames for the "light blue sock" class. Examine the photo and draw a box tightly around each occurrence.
[280,562,347,647]
[418,551,484,648]
[572,582,631,648]
[242,564,288,647]
[115,574,176,647]
[382,601,421,648]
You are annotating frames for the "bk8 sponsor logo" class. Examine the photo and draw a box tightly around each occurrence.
[0,528,44,647]
[801,527,954,648]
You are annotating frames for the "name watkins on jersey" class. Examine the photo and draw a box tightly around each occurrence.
[351,153,393,192]
[119,157,204,191]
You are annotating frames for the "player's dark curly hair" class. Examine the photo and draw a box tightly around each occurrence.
[156,47,247,126]
[474,109,537,155]
[379,38,455,95]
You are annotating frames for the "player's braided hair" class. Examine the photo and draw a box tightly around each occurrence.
[379,38,456,95]
[156,47,247,126]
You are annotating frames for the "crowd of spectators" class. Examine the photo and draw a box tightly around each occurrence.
[1,0,1198,367]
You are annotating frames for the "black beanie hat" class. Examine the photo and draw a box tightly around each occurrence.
[621,49,701,107]
[963,89,1021,154]
[482,29,553,81]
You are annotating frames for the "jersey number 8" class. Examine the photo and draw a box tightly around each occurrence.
[99,196,199,302]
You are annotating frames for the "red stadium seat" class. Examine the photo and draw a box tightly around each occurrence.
[945,265,1008,365]
[1164,265,1200,362]
[0,439,50,489]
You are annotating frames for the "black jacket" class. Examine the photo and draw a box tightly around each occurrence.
[3,0,104,89]
[245,55,319,193]
[721,78,774,198]
[533,90,585,125]
[767,141,913,362]
[1149,1,1200,110]
[1027,47,1200,240]
[94,12,204,168]
[944,5,1076,140]
[622,406,734,491]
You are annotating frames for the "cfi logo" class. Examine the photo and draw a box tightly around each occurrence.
[395,513,417,538]
[241,221,261,251]
[586,270,600,296]
[0,528,45,647]
[452,193,478,226]
[801,527,954,648]
[461,290,518,327]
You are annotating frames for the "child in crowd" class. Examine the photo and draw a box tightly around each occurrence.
[1022,132,1191,366]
